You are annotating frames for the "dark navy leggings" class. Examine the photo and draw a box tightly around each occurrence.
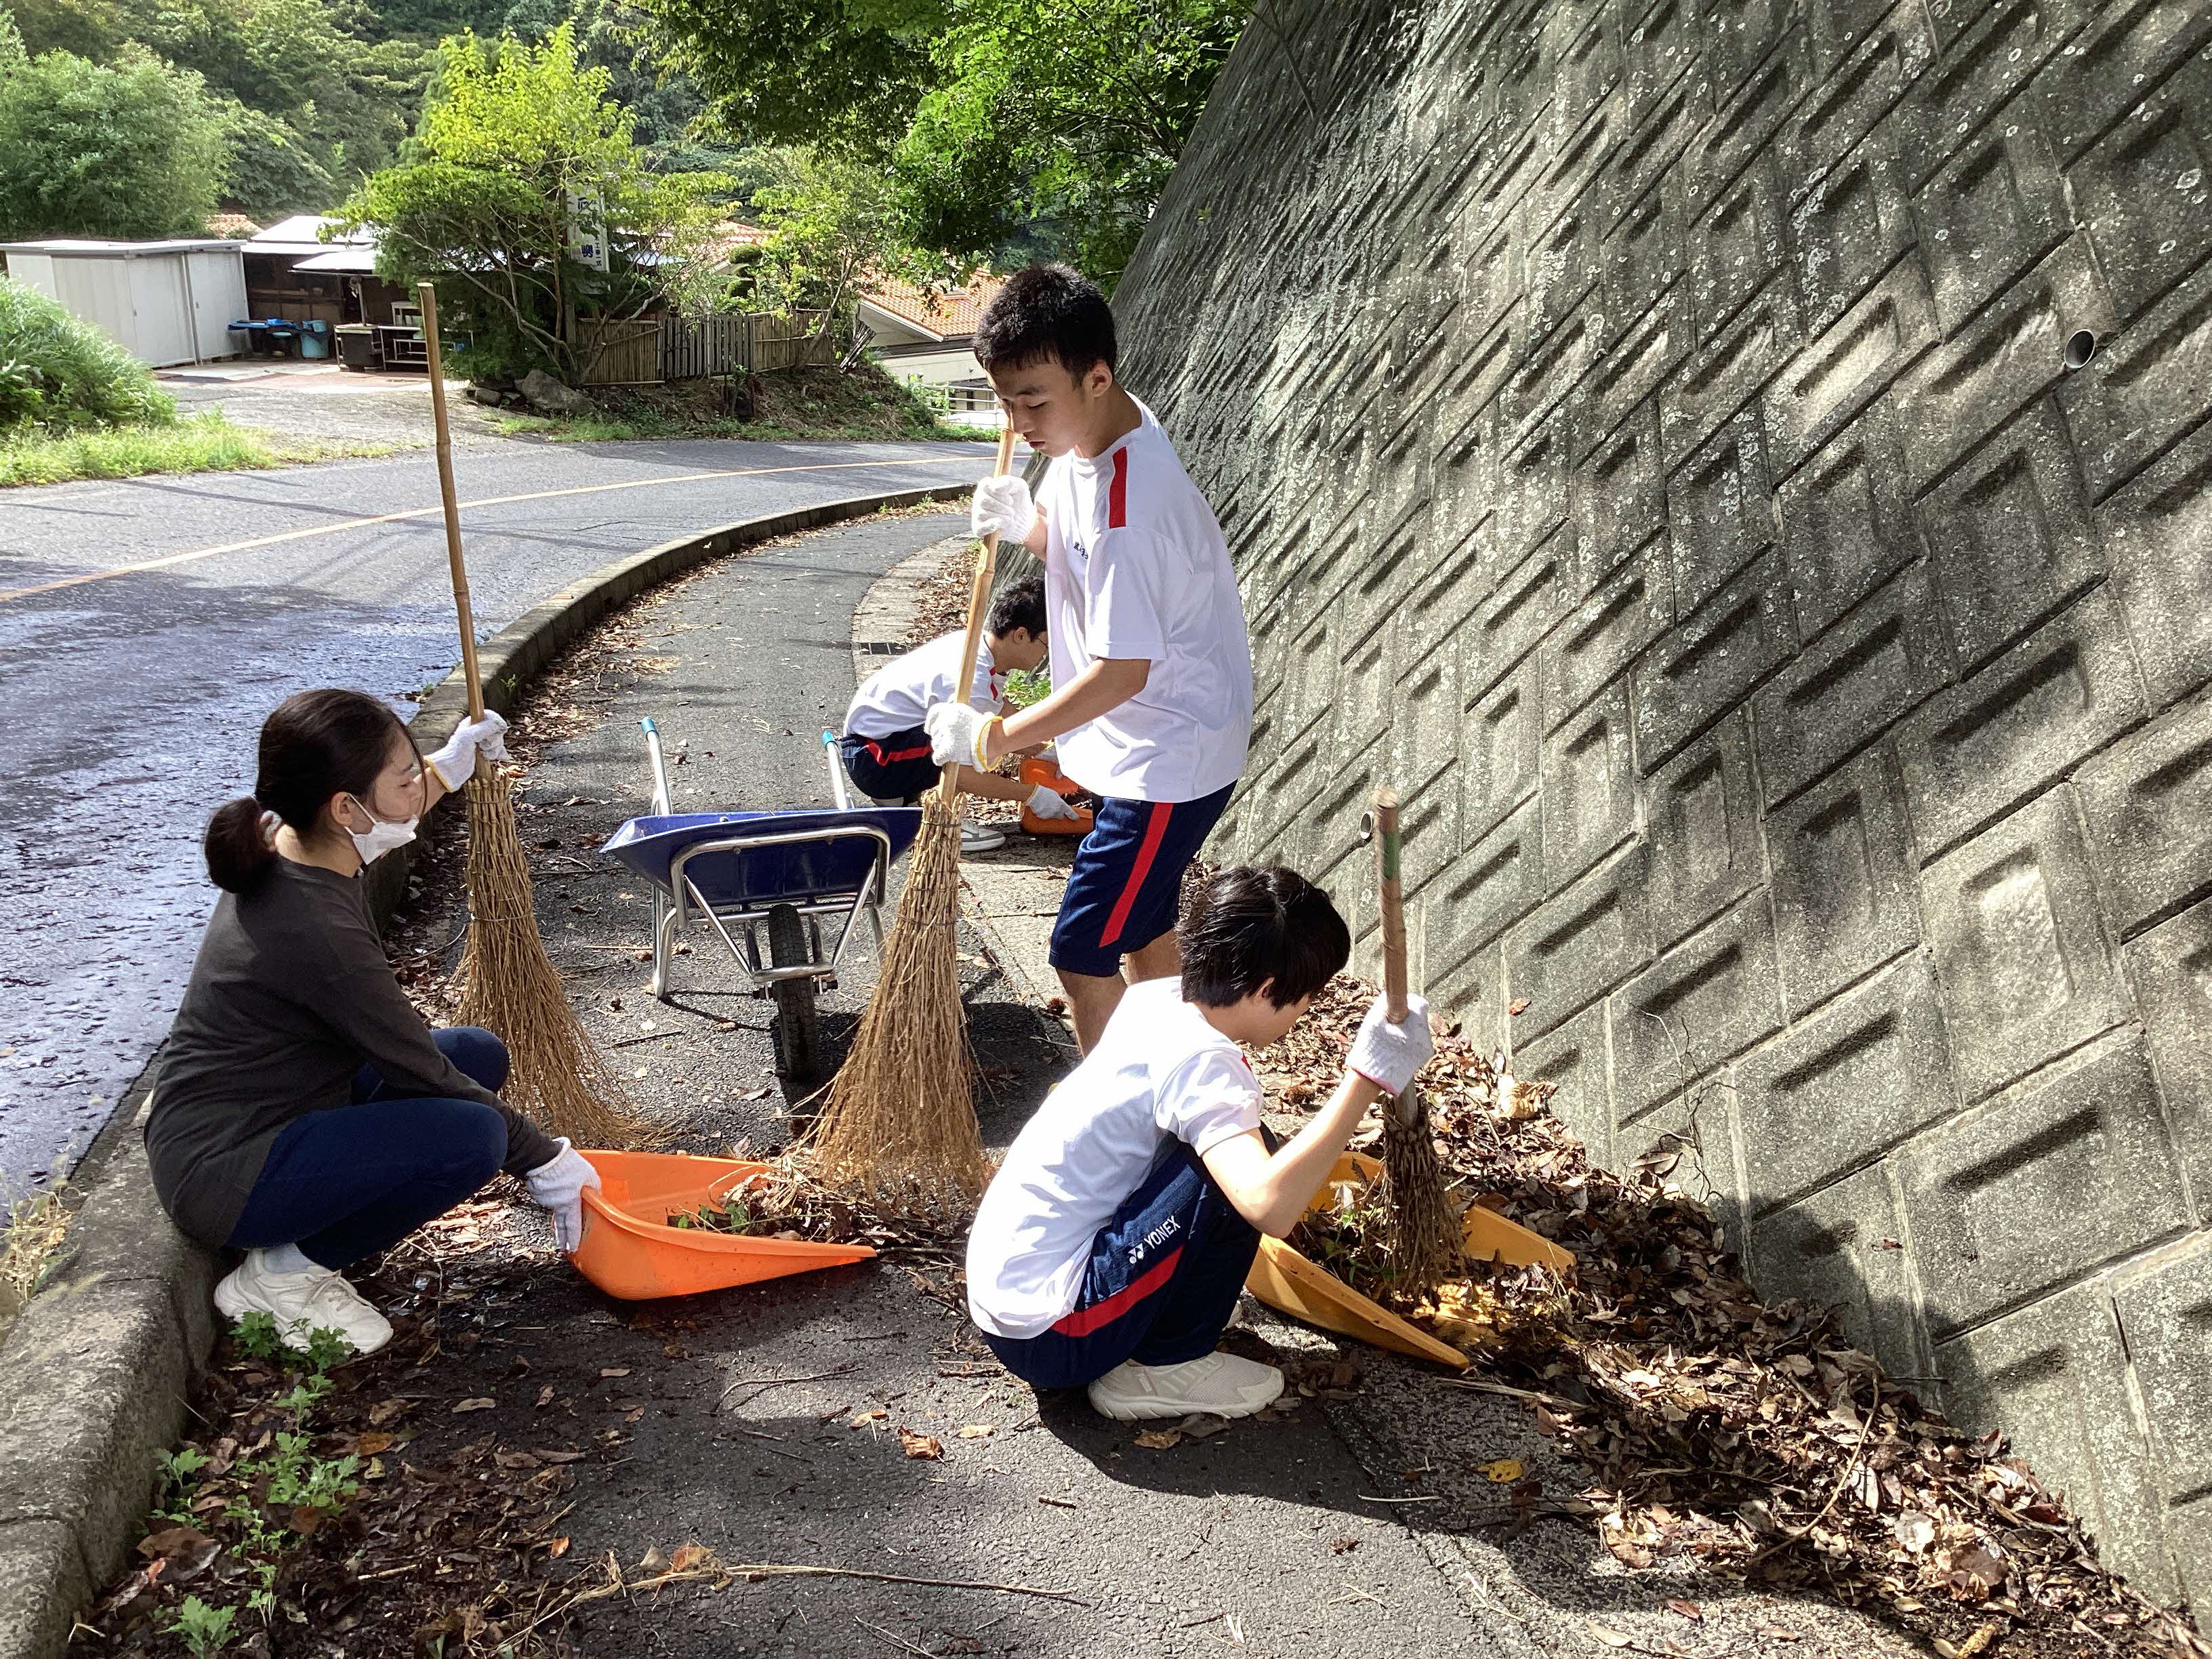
[225,1027,513,1271]
[979,1141,1263,1391]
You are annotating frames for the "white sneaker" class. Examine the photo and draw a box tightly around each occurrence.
[1086,1351,1286,1422]
[960,822,1007,854]
[213,1249,393,1358]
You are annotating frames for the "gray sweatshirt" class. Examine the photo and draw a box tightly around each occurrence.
[146,857,558,1246]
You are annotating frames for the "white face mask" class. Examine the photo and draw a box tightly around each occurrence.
[343,795,419,865]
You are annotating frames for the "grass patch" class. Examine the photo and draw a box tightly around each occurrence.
[493,360,998,447]
[0,411,397,489]
[0,1182,70,1326]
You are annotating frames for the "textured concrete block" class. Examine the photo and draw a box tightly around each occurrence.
[1433,796,1544,968]
[1769,745,1922,1017]
[1921,787,2133,1101]
[1389,626,1462,800]
[1506,843,1654,1040]
[2026,0,2212,166]
[2078,710,2212,941]
[1896,233,2114,492]
[1788,127,1915,335]
[1896,588,2148,859]
[1525,190,1604,354]
[1644,711,1763,949]
[1541,684,1641,886]
[1692,26,1811,203]
[1581,287,1692,457]
[1610,895,1783,1123]
[1635,549,1797,771]
[1689,152,1786,342]
[2114,1241,2212,1507]
[1660,277,1804,467]
[1599,174,1685,352]
[2074,50,2212,327]
[2171,1497,2212,1616]
[1569,403,1665,593]
[1622,0,1703,129]
[1936,1278,2179,1604]
[1903,1036,2187,1335]
[1749,1165,1929,1379]
[1513,1002,1612,1164]
[1473,523,1576,692]
[1511,306,1597,445]
[1666,405,1778,617]
[1462,660,1541,840]
[1773,396,1922,640]
[2124,897,2212,1209]
[1737,953,1955,1206]
[1610,55,1711,222]
[1912,97,2070,336]
[1919,397,2107,674]
[1540,538,1673,731]
[1765,255,1938,480]
[2097,418,2212,712]
[1775,3,1935,201]
[1911,0,2085,156]
[1753,562,1953,805]
[2059,264,2212,501]
[1431,938,1510,1064]
[1328,613,1396,762]
[1497,423,1576,559]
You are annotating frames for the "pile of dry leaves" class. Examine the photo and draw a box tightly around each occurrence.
[1258,979,2206,1659]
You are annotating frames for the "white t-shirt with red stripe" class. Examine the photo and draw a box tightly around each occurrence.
[844,630,1002,741]
[1038,401,1252,803]
[965,976,1263,1340]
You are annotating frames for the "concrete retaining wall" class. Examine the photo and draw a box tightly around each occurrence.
[1111,0,2212,1608]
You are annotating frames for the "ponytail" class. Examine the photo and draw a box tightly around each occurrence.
[205,689,419,891]
[204,797,279,893]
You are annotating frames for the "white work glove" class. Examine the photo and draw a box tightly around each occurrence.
[523,1137,601,1253]
[1027,782,1081,820]
[925,701,991,769]
[426,710,508,790]
[970,474,1037,546]
[1347,992,1435,1097]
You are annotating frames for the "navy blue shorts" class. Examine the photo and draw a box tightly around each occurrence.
[1049,780,1235,979]
[977,1141,1261,1390]
[840,728,938,803]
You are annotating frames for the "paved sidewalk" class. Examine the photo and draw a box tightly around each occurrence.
[356,514,1913,1658]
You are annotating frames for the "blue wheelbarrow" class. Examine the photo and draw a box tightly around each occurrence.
[600,719,921,1087]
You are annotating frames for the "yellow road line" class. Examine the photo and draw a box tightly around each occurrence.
[0,455,970,605]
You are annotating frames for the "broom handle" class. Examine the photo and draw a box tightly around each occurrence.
[1373,788,1423,1128]
[417,282,486,723]
[1374,789,1408,1022]
[937,423,1022,806]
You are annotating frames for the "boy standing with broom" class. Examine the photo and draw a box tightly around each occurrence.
[927,265,1252,1054]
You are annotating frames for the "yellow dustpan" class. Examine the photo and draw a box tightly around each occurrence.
[1244,1152,1576,1368]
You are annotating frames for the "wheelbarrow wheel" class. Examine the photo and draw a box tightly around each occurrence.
[766,903,821,1091]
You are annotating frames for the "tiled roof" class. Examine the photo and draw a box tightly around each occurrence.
[859,274,1006,341]
[205,212,261,239]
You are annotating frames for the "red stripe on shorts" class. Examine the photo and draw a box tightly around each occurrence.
[1108,446,1129,529]
[864,738,933,764]
[1099,801,1173,948]
[1052,1245,1183,1338]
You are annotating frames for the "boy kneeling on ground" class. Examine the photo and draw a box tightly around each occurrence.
[839,573,1080,853]
[964,865,1434,1420]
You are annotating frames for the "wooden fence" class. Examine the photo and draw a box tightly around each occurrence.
[575,312,837,387]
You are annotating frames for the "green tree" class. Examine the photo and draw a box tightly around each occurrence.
[220,104,339,219]
[895,0,1247,283]
[0,47,233,239]
[743,146,938,343]
[339,24,728,381]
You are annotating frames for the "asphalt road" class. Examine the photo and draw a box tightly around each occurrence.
[0,435,989,1187]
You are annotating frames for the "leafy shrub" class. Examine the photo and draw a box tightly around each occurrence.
[0,277,175,430]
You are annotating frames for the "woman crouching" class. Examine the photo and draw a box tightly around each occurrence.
[146,689,598,1358]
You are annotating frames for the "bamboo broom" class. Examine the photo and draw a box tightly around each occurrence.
[418,283,642,1149]
[801,426,1021,1212]
[1371,788,1465,1300]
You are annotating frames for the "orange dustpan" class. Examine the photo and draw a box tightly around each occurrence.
[1244,1152,1575,1368]
[567,1149,874,1300]
[1019,756,1094,836]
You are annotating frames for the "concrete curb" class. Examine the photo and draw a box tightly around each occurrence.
[0,477,972,1659]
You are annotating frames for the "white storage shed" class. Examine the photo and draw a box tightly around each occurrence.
[0,239,249,367]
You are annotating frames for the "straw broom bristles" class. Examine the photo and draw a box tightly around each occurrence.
[799,790,991,1211]
[455,761,646,1149]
